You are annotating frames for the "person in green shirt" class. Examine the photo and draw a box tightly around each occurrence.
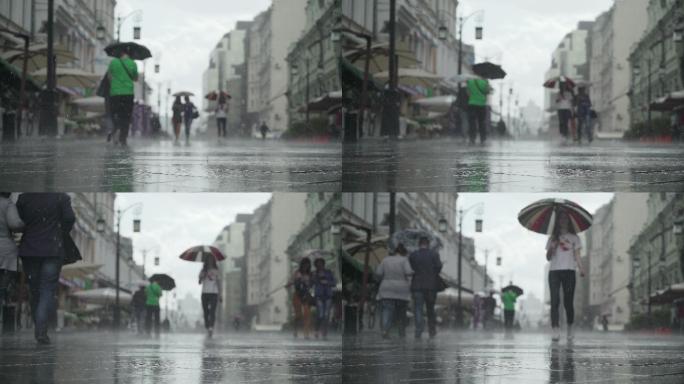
[145,280,162,336]
[107,49,138,146]
[466,78,490,145]
[501,289,518,331]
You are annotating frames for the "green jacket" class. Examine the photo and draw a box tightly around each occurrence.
[502,290,517,311]
[145,282,162,306]
[108,58,138,96]
[466,78,489,106]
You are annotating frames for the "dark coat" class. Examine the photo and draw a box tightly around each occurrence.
[408,247,443,292]
[16,193,75,259]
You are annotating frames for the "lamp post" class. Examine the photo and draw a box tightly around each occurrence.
[0,27,29,140]
[116,10,143,43]
[380,0,400,138]
[38,0,58,137]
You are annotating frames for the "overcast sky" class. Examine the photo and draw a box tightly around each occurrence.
[457,193,614,302]
[116,193,271,307]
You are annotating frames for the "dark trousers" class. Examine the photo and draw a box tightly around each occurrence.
[135,308,145,334]
[558,109,572,138]
[467,105,488,143]
[184,119,192,140]
[381,299,408,336]
[413,290,437,337]
[504,309,515,329]
[549,270,576,327]
[201,293,218,329]
[217,118,227,137]
[110,95,134,144]
[21,257,62,340]
[145,305,160,335]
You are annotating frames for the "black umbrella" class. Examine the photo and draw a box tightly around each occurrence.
[149,274,175,291]
[502,284,523,296]
[105,42,152,61]
[472,62,507,80]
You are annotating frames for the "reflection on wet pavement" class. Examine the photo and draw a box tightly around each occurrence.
[0,138,341,192]
[342,331,684,383]
[342,139,684,192]
[0,332,341,384]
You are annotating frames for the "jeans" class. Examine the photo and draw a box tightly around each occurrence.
[577,110,592,142]
[467,105,488,143]
[217,118,227,137]
[184,119,192,140]
[504,309,515,329]
[558,109,572,138]
[315,297,332,337]
[135,308,145,334]
[413,290,437,337]
[145,305,160,336]
[201,293,218,329]
[110,95,134,144]
[549,270,576,327]
[381,299,408,336]
[21,257,62,340]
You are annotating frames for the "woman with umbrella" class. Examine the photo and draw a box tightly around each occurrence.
[198,254,221,338]
[556,80,575,143]
[288,257,313,339]
[105,44,142,147]
[519,198,590,342]
[172,96,183,142]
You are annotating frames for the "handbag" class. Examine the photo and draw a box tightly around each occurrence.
[96,75,110,98]
[62,232,82,266]
[192,107,199,120]
[436,274,448,292]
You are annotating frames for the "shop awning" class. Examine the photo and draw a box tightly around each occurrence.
[650,283,684,305]
[339,57,382,93]
[0,56,41,92]
[298,90,342,113]
[650,91,684,112]
[61,263,103,280]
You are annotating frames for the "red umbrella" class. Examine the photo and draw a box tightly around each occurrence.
[205,91,232,101]
[518,198,593,235]
[543,76,575,89]
[179,245,226,262]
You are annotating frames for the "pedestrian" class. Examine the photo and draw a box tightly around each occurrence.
[289,257,313,339]
[671,109,682,143]
[556,82,574,143]
[216,101,228,138]
[546,211,586,341]
[375,243,413,339]
[472,292,483,330]
[131,284,146,334]
[172,96,183,142]
[483,290,496,330]
[312,257,336,339]
[466,77,491,144]
[145,278,162,336]
[259,121,269,140]
[502,287,518,332]
[0,193,23,319]
[183,95,198,141]
[16,193,75,345]
[575,87,593,143]
[602,315,609,332]
[408,236,442,339]
[199,255,221,338]
[107,48,138,147]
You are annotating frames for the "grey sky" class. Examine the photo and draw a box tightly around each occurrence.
[116,0,271,113]
[116,193,271,307]
[457,193,614,302]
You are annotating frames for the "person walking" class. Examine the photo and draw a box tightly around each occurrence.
[556,83,574,143]
[312,257,336,339]
[465,77,491,144]
[375,243,413,339]
[290,257,313,339]
[409,236,442,339]
[502,288,518,332]
[483,290,496,330]
[15,193,75,345]
[472,293,483,330]
[183,96,198,141]
[145,278,163,336]
[215,101,228,138]
[575,86,593,143]
[172,96,183,142]
[131,284,146,334]
[0,193,23,320]
[259,121,269,140]
[199,256,221,338]
[546,211,586,342]
[107,49,138,147]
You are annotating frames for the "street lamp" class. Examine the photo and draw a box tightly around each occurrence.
[452,202,485,327]
[96,25,107,41]
[438,25,449,41]
[116,10,143,42]
[96,218,106,233]
[438,218,448,233]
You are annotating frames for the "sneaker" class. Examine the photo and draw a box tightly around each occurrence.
[551,327,561,342]
[567,326,574,341]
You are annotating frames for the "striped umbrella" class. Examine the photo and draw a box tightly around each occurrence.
[179,245,226,263]
[517,198,592,235]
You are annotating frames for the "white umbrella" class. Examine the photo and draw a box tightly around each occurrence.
[437,288,474,307]
[71,96,106,112]
[30,67,100,88]
[1,43,77,72]
[374,68,442,87]
[71,288,132,305]
[413,95,457,112]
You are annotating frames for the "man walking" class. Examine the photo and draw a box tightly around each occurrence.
[131,284,146,334]
[16,193,75,345]
[502,288,518,332]
[145,278,162,336]
[409,236,442,339]
[466,77,491,144]
[108,48,138,146]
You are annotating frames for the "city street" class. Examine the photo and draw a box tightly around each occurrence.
[342,139,684,192]
[0,138,341,191]
[342,331,684,383]
[0,331,341,384]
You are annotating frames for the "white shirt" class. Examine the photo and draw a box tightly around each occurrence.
[557,94,573,110]
[547,233,581,271]
[201,268,220,294]
[216,104,227,119]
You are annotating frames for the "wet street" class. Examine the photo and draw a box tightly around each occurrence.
[0,331,341,384]
[342,331,684,383]
[342,139,684,192]
[0,138,341,192]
